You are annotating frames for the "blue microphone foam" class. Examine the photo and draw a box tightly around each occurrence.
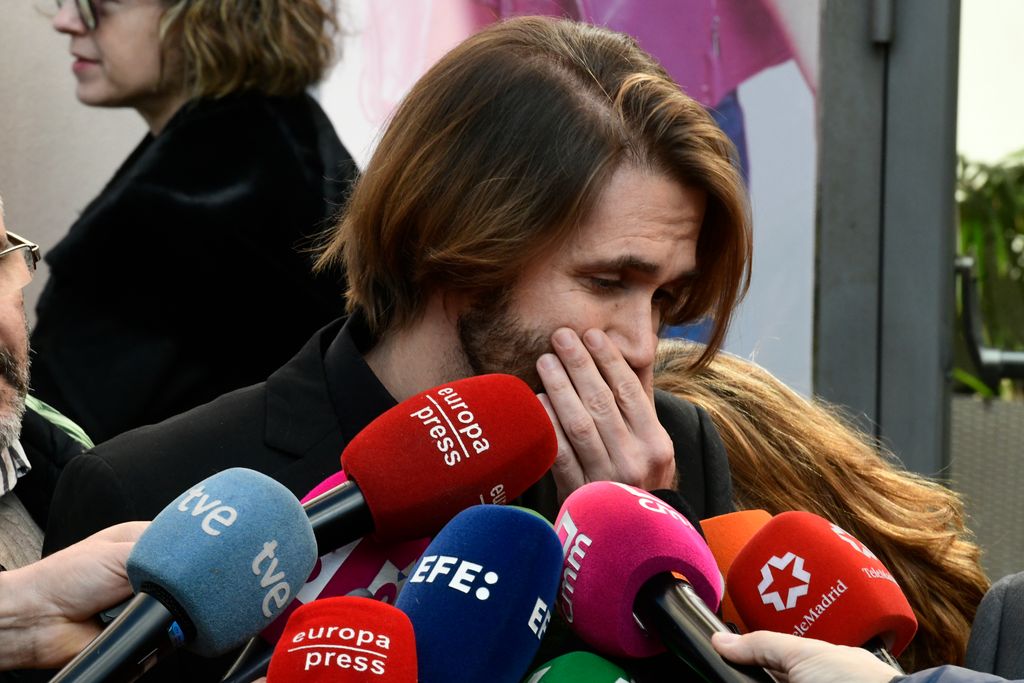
[395,505,563,683]
[127,468,318,657]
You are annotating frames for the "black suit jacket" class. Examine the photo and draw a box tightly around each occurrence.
[7,407,85,534]
[30,92,356,444]
[45,315,734,549]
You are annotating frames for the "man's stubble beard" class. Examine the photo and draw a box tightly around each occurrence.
[455,290,552,393]
[0,319,31,452]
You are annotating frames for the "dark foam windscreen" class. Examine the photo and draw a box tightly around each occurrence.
[261,472,430,644]
[341,374,556,541]
[727,511,918,655]
[394,505,563,683]
[266,596,416,682]
[127,468,317,657]
[700,509,772,632]
[524,651,635,682]
[554,481,723,658]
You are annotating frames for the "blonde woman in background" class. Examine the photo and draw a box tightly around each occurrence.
[36,0,356,444]
[655,339,989,672]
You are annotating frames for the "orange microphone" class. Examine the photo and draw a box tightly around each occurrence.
[700,509,772,632]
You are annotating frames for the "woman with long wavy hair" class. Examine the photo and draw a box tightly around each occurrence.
[655,339,989,672]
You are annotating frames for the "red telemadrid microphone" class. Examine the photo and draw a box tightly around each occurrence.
[727,511,918,663]
[700,510,772,633]
[304,373,558,551]
[266,597,416,682]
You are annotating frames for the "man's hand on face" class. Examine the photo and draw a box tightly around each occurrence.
[536,327,676,503]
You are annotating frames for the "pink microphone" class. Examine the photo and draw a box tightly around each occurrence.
[554,482,776,683]
[554,481,722,657]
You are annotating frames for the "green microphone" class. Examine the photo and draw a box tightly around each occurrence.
[524,651,635,682]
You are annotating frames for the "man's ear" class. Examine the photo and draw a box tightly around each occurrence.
[440,289,473,324]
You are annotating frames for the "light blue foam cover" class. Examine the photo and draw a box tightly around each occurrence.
[126,468,317,657]
[394,505,562,683]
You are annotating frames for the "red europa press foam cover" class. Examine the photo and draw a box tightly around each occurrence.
[700,510,772,632]
[267,596,416,682]
[341,374,557,541]
[727,511,918,656]
[554,481,724,658]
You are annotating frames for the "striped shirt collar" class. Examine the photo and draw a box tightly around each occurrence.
[0,440,29,496]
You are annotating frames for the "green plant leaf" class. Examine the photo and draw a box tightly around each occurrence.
[952,367,996,397]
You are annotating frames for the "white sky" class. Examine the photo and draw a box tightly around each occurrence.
[957,0,1024,163]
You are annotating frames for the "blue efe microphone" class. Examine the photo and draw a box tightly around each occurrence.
[50,468,317,683]
[394,505,563,683]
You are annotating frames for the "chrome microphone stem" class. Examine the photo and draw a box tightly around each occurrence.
[302,479,373,554]
[637,573,779,683]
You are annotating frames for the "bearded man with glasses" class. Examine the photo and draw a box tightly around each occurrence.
[0,197,92,576]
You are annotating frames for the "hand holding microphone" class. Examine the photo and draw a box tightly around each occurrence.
[0,521,147,670]
[711,631,902,683]
[50,468,318,683]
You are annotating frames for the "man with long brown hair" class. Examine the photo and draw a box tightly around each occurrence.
[313,16,752,514]
[46,16,751,547]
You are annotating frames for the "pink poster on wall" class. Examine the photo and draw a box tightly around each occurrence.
[321,0,820,394]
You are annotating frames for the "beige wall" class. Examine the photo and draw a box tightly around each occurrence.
[0,2,145,326]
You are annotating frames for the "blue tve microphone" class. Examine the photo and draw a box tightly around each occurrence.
[50,468,317,683]
[394,505,563,683]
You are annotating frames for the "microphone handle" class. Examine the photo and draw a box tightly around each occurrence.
[302,479,374,554]
[863,637,905,674]
[636,573,779,683]
[219,637,273,683]
[50,593,184,683]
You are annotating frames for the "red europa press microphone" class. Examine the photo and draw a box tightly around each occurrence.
[266,597,416,682]
[304,373,558,551]
[726,511,918,658]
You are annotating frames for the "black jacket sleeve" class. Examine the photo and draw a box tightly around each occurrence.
[894,667,1017,683]
[654,389,735,518]
[41,452,140,556]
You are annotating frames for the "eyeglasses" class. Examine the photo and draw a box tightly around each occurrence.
[0,233,41,294]
[55,0,98,31]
